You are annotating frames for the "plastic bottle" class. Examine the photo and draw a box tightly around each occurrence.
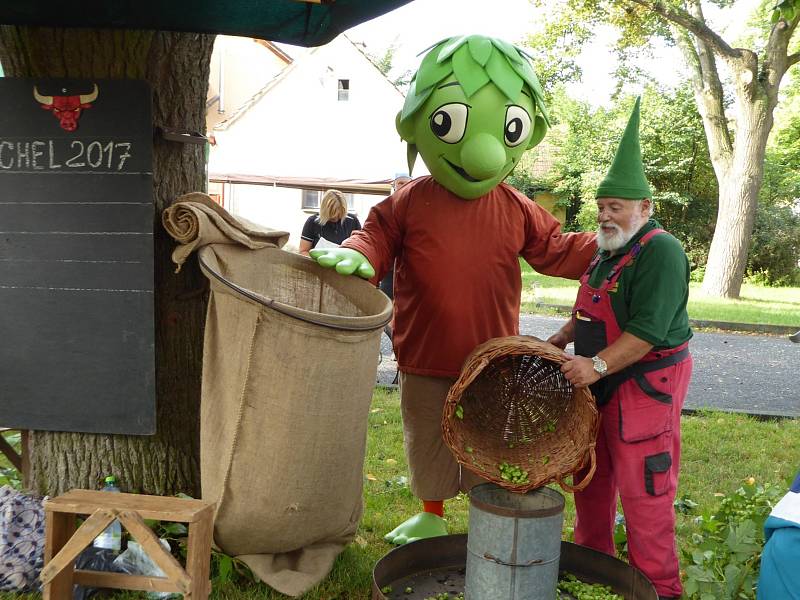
[93,475,122,552]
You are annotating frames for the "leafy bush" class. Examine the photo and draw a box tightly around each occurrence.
[141,499,258,587]
[505,169,552,200]
[681,480,786,599]
[746,202,800,286]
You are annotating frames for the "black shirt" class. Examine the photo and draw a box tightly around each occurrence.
[301,213,361,248]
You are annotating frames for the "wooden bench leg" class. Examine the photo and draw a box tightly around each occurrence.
[185,508,214,600]
[43,511,77,600]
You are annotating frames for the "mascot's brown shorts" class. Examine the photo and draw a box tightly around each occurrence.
[399,372,489,500]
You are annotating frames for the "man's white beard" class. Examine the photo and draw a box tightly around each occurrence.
[596,216,645,252]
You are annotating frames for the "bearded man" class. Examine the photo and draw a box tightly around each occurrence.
[547,98,693,600]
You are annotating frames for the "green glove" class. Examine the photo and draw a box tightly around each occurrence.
[384,512,448,545]
[309,247,375,279]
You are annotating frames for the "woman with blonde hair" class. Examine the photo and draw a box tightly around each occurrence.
[299,189,361,256]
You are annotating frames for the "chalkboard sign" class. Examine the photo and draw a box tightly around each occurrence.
[0,79,155,435]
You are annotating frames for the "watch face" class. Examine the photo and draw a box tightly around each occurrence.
[592,356,607,374]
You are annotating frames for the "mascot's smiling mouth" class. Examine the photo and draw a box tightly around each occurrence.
[443,158,480,183]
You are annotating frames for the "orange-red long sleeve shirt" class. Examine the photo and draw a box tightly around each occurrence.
[342,177,597,377]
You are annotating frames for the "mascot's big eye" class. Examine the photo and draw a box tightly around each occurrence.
[504,105,532,147]
[429,103,468,144]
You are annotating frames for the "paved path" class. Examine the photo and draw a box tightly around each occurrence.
[378,314,800,417]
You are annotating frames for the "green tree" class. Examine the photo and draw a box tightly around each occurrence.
[512,84,719,264]
[530,0,800,298]
[369,43,396,76]
[506,87,608,230]
[366,42,413,90]
[747,202,800,285]
[0,28,213,496]
[751,73,800,284]
[638,85,718,272]
[762,74,800,206]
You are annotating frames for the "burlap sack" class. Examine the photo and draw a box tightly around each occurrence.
[162,192,289,272]
[197,244,391,597]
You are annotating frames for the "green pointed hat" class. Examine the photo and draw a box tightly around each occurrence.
[596,97,652,199]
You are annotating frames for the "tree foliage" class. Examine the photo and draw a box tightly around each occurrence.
[365,42,413,90]
[509,80,799,284]
[751,75,800,285]
[527,0,800,297]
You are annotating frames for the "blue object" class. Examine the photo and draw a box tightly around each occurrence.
[757,471,800,599]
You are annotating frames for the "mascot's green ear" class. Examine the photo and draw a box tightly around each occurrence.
[396,110,419,176]
[527,114,548,150]
[396,111,415,143]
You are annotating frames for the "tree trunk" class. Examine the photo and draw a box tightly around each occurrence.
[701,59,774,298]
[0,28,214,496]
[701,169,761,298]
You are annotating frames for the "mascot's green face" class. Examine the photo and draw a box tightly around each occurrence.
[396,35,550,200]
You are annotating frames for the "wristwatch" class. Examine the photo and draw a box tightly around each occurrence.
[591,355,608,377]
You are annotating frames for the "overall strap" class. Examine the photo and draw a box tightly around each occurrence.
[581,252,604,282]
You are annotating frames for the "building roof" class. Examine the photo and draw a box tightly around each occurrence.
[211,34,403,133]
[212,51,310,132]
[209,173,391,195]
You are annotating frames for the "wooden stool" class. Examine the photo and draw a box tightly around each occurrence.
[41,489,215,600]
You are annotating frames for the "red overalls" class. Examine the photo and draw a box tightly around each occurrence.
[571,229,692,599]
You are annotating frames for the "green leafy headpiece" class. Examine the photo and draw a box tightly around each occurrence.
[398,34,550,181]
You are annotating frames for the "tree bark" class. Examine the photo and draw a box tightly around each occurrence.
[702,157,766,298]
[0,28,214,496]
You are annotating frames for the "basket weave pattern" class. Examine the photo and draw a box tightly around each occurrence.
[442,336,599,493]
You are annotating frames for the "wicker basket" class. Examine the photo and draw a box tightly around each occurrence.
[442,336,599,493]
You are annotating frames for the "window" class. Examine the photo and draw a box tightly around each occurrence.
[337,79,350,101]
[301,189,355,211]
[301,189,320,210]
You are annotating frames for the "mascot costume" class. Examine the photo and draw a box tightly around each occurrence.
[311,34,597,543]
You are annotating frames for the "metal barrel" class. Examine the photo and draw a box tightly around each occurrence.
[466,483,565,600]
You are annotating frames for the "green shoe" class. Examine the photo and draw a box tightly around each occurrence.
[384,512,448,545]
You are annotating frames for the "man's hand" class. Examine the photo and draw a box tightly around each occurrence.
[547,319,575,350]
[560,355,601,388]
[547,331,571,350]
[309,248,375,279]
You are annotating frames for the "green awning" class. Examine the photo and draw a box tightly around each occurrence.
[0,0,413,47]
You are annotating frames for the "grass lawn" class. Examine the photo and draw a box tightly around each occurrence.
[0,389,800,600]
[216,392,799,598]
[520,262,800,327]
[5,390,795,600]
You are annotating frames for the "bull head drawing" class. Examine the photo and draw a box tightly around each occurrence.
[33,84,99,132]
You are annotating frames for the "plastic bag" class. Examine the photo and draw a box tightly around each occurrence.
[112,539,179,599]
[73,546,125,600]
